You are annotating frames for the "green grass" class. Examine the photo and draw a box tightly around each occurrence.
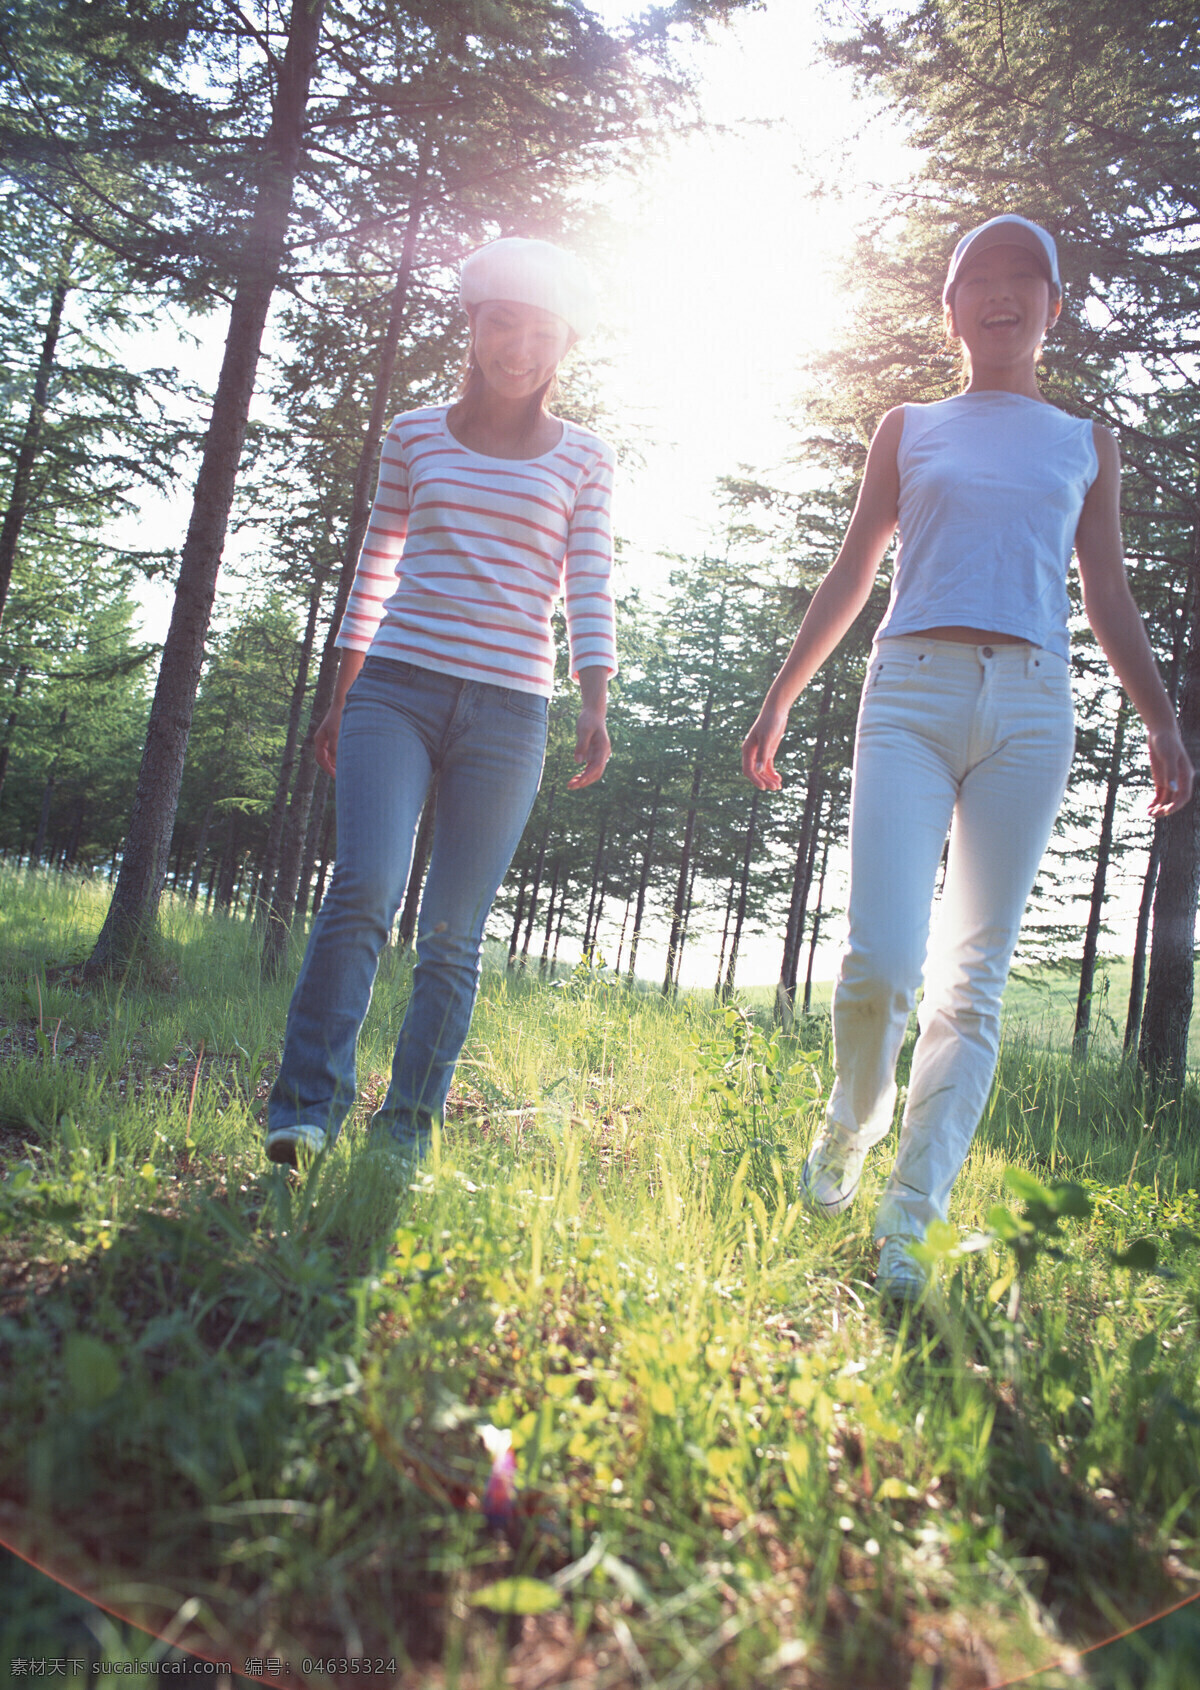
[1,863,1199,1688]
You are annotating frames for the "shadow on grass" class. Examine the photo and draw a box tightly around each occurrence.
[890,1295,1198,1690]
[0,1160,492,1677]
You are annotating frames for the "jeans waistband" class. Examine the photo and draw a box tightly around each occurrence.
[874,635,1067,678]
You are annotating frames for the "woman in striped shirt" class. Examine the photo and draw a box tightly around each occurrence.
[267,238,617,1168]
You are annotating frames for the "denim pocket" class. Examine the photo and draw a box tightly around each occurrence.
[361,654,415,686]
[1029,654,1072,697]
[865,647,928,691]
[498,687,549,722]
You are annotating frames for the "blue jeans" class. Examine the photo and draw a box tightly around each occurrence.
[268,657,547,1155]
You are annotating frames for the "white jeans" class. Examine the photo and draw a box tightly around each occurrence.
[826,636,1076,1240]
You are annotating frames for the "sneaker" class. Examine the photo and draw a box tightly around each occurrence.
[876,1235,928,1304]
[800,1125,868,1215]
[362,1136,420,1182]
[265,1123,327,1167]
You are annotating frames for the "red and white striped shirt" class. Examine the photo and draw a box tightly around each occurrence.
[336,406,617,696]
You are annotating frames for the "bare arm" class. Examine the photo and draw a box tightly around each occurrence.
[1075,425,1193,818]
[569,664,611,791]
[314,647,366,778]
[742,407,904,790]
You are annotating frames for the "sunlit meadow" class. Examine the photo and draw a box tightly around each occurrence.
[2,864,1199,1687]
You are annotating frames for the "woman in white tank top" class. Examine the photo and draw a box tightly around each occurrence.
[742,215,1192,1303]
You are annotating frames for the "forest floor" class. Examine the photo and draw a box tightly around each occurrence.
[2,865,1200,1689]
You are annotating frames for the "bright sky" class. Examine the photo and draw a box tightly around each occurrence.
[117,0,1163,1006]
[122,1,907,991]
[597,1,895,560]
[575,1,908,988]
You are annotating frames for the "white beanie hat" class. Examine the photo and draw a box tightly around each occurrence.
[460,237,598,340]
[943,215,1062,305]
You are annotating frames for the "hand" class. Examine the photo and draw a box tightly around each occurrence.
[568,705,610,790]
[314,704,343,778]
[742,700,789,791]
[1147,725,1194,818]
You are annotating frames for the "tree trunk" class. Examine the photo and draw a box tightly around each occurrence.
[714,874,737,1002]
[552,873,570,969]
[294,768,331,922]
[261,169,427,978]
[188,801,215,902]
[214,812,242,914]
[582,816,608,954]
[64,800,86,870]
[1139,504,1200,1085]
[627,783,660,982]
[593,868,610,957]
[0,662,29,811]
[508,860,530,967]
[539,855,561,971]
[803,825,832,1016]
[32,705,68,863]
[1073,698,1128,1061]
[662,684,718,997]
[1124,828,1161,1056]
[32,767,57,863]
[253,567,326,922]
[721,787,761,1002]
[86,0,325,977]
[0,264,71,631]
[311,798,335,917]
[777,670,835,1027]
[673,855,700,990]
[397,781,437,947]
[614,892,632,976]
[520,784,557,964]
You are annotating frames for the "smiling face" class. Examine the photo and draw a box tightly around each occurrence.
[469,298,574,402]
[945,241,1061,374]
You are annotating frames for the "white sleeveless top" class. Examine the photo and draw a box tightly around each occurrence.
[875,391,1099,662]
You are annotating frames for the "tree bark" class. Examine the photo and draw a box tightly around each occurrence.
[673,854,700,990]
[714,874,736,1002]
[803,825,832,1016]
[777,670,835,1027]
[614,892,632,976]
[311,797,335,917]
[294,768,331,922]
[582,816,608,954]
[520,785,557,964]
[213,811,242,914]
[63,796,86,869]
[188,800,214,902]
[662,671,720,999]
[508,860,530,967]
[593,864,610,957]
[86,0,325,977]
[32,768,57,864]
[253,567,326,922]
[0,662,29,810]
[1073,698,1128,1061]
[552,879,569,969]
[1139,503,1200,1085]
[721,787,761,1002]
[1123,828,1161,1056]
[261,165,427,978]
[627,783,660,982]
[539,855,561,972]
[0,263,71,631]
